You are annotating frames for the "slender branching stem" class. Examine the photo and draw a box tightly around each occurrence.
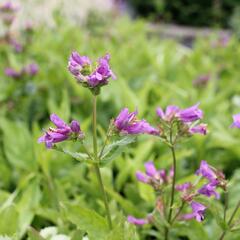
[92,95,112,230]
[219,200,240,240]
[171,202,185,224]
[223,191,228,222]
[164,127,177,240]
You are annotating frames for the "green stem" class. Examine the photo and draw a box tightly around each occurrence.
[92,95,112,230]
[219,200,240,240]
[223,191,228,222]
[171,202,185,224]
[165,128,177,240]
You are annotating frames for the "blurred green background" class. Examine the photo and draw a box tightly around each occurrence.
[0,1,240,239]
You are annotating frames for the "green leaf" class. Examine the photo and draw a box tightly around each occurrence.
[16,179,42,237]
[62,203,109,239]
[100,136,136,166]
[55,147,91,163]
[27,227,46,240]
[0,119,36,171]
[0,205,19,236]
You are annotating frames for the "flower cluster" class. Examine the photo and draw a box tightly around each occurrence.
[136,161,173,189]
[128,160,225,225]
[231,113,240,128]
[68,52,116,94]
[113,108,159,136]
[176,160,226,222]
[128,162,173,225]
[5,63,39,79]
[156,103,207,139]
[38,114,84,148]
[0,1,18,26]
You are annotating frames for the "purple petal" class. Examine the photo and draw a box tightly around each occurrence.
[177,103,203,122]
[136,171,149,183]
[144,161,157,177]
[189,124,207,135]
[231,113,240,128]
[127,216,147,225]
[50,114,68,129]
[70,120,81,133]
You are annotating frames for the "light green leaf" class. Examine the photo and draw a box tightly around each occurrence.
[0,205,19,236]
[0,119,36,171]
[62,203,108,239]
[100,136,136,166]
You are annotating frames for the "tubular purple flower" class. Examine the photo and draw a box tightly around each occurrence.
[5,67,22,79]
[114,108,159,135]
[24,63,39,76]
[231,113,240,128]
[144,161,157,177]
[68,51,91,77]
[176,182,192,192]
[159,169,167,183]
[176,103,203,122]
[70,120,81,133]
[156,105,179,122]
[127,216,148,225]
[38,114,83,148]
[0,1,18,11]
[88,54,116,87]
[182,201,207,222]
[198,183,220,199]
[0,1,18,25]
[9,39,23,53]
[189,124,207,135]
[196,160,216,182]
[136,171,150,183]
[68,52,115,92]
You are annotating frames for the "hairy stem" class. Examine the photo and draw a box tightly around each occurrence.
[219,200,240,240]
[92,95,112,230]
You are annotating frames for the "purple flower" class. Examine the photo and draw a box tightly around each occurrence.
[0,1,18,25]
[0,1,18,12]
[88,54,116,87]
[9,39,23,53]
[127,216,147,225]
[176,182,192,192]
[231,113,240,128]
[5,67,22,79]
[24,63,39,76]
[114,108,159,135]
[182,201,207,222]
[68,51,91,77]
[189,124,207,135]
[145,161,157,177]
[68,52,115,90]
[176,103,203,123]
[136,171,150,183]
[156,105,179,122]
[135,162,172,187]
[198,183,220,199]
[196,160,216,182]
[38,114,83,148]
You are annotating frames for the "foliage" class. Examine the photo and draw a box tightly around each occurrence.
[127,0,240,28]
[0,14,240,239]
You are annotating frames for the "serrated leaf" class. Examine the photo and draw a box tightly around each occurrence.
[62,203,108,239]
[100,136,136,166]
